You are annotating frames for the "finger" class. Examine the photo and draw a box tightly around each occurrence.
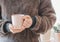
[23,15,30,19]
[25,23,32,28]
[10,28,20,34]
[22,21,31,28]
[22,24,26,28]
[10,26,26,34]
[10,27,25,33]
[9,25,18,33]
[13,26,21,29]
[9,27,15,33]
[26,20,32,24]
[24,19,32,25]
[24,17,32,23]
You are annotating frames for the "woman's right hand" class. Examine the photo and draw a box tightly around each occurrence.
[9,24,26,34]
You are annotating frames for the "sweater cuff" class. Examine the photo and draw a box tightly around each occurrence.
[3,21,12,33]
[29,16,36,29]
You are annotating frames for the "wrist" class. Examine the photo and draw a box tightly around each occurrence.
[3,21,12,33]
[29,16,36,28]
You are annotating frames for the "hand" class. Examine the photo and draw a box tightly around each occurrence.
[9,15,32,34]
[22,15,33,28]
[9,24,26,34]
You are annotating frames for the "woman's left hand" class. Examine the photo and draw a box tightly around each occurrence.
[22,15,33,28]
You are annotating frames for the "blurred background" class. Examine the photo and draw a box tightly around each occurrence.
[40,0,60,42]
